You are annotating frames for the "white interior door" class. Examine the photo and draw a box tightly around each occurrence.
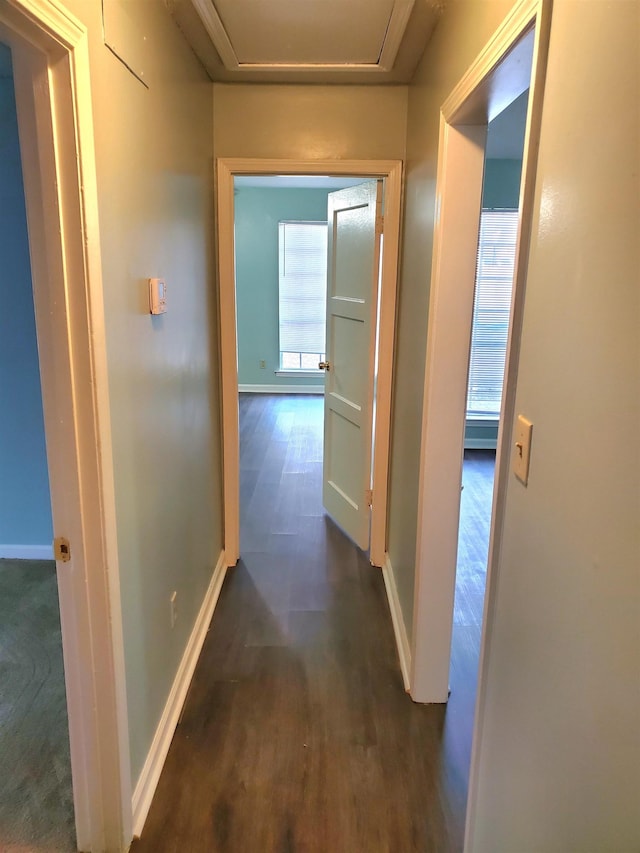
[322,180,383,549]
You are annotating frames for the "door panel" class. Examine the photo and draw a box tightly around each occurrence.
[323,180,382,549]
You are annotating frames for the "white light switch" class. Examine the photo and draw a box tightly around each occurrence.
[149,277,167,314]
[170,590,178,628]
[513,414,533,485]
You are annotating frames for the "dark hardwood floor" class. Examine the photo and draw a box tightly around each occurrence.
[132,394,495,853]
[0,560,75,852]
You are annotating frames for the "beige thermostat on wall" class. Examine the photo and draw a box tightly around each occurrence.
[149,277,167,315]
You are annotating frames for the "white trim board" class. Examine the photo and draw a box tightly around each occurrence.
[239,384,324,395]
[382,554,412,692]
[0,544,54,560]
[132,551,228,839]
[274,370,324,378]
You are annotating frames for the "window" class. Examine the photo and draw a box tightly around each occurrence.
[278,221,328,370]
[467,209,519,419]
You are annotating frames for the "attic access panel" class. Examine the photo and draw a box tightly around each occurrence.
[194,0,415,72]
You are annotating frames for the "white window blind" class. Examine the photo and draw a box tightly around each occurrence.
[467,209,519,419]
[278,221,328,368]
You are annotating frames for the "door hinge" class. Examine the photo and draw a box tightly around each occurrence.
[366,488,373,507]
[376,214,384,234]
[54,536,71,562]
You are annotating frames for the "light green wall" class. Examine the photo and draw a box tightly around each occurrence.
[213,83,408,161]
[235,187,329,387]
[464,419,499,447]
[61,0,222,783]
[387,0,516,635]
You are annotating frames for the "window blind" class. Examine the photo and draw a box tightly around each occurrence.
[278,221,328,356]
[467,209,519,419]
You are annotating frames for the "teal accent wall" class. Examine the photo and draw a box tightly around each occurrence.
[482,158,523,209]
[465,420,500,448]
[0,45,53,549]
[465,157,523,448]
[235,186,330,387]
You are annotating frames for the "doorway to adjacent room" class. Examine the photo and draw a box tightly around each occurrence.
[0,40,75,851]
[411,0,551,717]
[217,158,403,569]
[233,174,386,558]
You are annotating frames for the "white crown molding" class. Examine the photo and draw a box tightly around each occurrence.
[191,0,237,68]
[378,0,416,71]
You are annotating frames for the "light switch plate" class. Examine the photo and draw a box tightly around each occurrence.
[149,277,167,314]
[513,414,533,485]
[170,590,178,628]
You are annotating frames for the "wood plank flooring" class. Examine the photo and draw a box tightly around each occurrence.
[132,395,494,853]
[0,559,75,852]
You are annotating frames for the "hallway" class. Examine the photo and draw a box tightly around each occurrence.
[133,394,491,852]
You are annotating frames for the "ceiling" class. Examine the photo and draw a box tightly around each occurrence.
[167,0,445,84]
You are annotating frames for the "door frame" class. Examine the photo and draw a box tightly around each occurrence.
[216,158,403,568]
[0,1,132,850]
[411,0,552,702]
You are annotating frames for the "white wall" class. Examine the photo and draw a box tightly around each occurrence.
[60,0,223,783]
[467,1,640,849]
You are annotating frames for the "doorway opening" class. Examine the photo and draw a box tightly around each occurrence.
[450,87,531,771]
[411,0,551,712]
[233,174,383,557]
[216,158,403,570]
[0,40,75,850]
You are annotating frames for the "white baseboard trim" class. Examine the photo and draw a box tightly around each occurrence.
[0,544,54,560]
[132,550,228,838]
[238,384,324,395]
[382,554,412,692]
[464,438,497,450]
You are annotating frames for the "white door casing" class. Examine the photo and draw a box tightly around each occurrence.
[322,181,383,550]
[0,1,132,850]
[216,159,402,569]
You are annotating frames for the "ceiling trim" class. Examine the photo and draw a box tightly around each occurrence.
[378,0,416,71]
[191,0,416,74]
[192,0,236,68]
